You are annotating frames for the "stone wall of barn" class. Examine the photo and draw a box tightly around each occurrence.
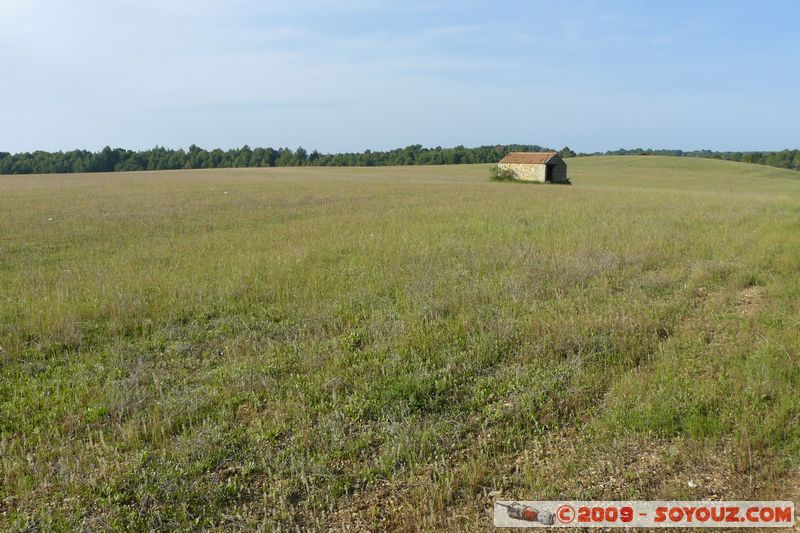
[498,163,547,182]
[549,157,569,183]
[498,158,570,184]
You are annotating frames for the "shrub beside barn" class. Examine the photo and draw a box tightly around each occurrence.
[497,152,569,183]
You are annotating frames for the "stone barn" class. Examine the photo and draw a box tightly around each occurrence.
[497,152,569,183]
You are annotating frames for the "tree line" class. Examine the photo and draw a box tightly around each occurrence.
[0,144,798,175]
[0,144,549,175]
[577,147,800,171]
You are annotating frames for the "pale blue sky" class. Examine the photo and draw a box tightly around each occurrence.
[2,0,798,153]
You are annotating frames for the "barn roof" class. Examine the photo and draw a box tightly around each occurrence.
[499,151,558,164]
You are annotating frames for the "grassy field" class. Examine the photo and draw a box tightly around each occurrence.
[1,156,799,530]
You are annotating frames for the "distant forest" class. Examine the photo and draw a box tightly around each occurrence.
[577,147,800,171]
[0,144,798,174]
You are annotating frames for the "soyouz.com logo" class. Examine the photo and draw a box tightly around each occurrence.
[493,501,795,528]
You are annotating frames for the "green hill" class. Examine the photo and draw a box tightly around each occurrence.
[568,155,800,194]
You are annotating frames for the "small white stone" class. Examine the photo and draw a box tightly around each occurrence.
[48,218,53,221]
[488,489,501,497]
[687,480,697,488]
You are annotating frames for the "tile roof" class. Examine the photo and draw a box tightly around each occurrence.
[498,152,558,164]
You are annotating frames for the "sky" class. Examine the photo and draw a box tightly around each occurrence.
[1,0,799,154]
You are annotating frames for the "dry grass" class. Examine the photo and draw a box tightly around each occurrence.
[1,157,799,530]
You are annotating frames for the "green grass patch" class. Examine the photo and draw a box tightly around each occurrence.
[1,158,799,529]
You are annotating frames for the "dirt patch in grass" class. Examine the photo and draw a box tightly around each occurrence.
[327,429,787,531]
[328,478,408,532]
[737,286,765,316]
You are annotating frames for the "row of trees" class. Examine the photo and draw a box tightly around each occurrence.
[0,144,552,175]
[579,148,800,170]
[1,144,798,175]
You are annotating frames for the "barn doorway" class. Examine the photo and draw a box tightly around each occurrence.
[545,164,553,182]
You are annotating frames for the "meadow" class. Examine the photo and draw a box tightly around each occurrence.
[1,156,799,530]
